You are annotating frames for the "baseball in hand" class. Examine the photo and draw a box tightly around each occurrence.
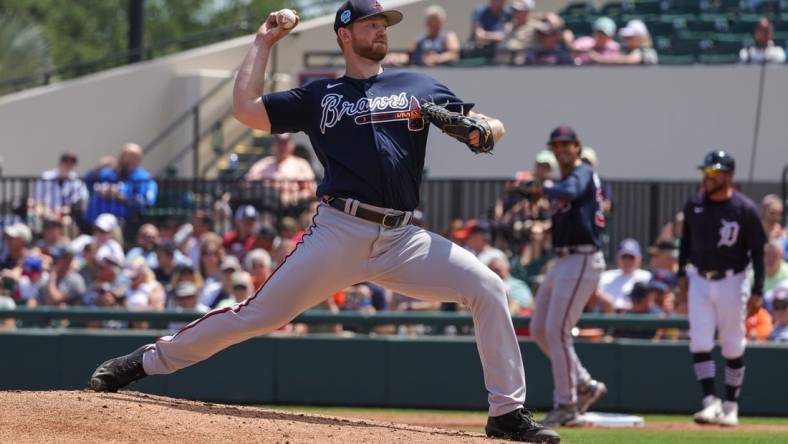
[277,9,297,30]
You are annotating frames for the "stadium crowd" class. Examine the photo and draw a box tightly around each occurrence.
[382,1,787,67]
[1,136,786,343]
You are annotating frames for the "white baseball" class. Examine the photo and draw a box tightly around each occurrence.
[277,9,297,30]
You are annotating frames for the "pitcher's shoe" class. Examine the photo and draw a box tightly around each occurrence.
[541,404,585,427]
[486,408,561,443]
[718,401,739,427]
[89,345,148,392]
[693,395,722,425]
[577,380,607,414]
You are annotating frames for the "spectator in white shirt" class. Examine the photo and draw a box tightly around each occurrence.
[33,150,88,217]
[596,238,651,311]
[739,17,786,64]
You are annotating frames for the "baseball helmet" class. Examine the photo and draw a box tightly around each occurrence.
[698,150,735,172]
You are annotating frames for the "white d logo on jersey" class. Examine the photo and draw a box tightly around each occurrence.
[717,219,740,247]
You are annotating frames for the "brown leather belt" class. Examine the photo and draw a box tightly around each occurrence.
[323,197,411,229]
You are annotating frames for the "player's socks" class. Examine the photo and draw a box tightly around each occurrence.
[692,352,716,397]
[724,356,745,402]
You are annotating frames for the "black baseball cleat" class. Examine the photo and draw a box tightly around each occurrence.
[486,408,561,443]
[89,345,149,392]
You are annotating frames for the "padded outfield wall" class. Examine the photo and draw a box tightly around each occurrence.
[1,330,786,415]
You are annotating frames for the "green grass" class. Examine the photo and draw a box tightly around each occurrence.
[262,405,788,443]
[559,429,788,444]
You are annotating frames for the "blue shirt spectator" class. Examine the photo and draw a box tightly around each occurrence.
[84,144,157,225]
[470,0,512,48]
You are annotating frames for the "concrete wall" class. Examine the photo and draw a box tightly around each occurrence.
[0,0,785,181]
[419,65,788,181]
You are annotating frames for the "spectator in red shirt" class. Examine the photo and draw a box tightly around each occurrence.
[223,205,258,260]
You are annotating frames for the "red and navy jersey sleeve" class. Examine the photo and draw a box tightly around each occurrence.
[262,87,312,134]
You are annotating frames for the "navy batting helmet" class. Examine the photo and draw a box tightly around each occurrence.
[698,150,735,172]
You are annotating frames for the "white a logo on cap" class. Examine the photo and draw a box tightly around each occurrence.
[341,10,352,23]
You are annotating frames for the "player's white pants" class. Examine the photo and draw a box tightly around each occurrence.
[688,270,749,358]
[142,203,525,417]
[530,251,605,406]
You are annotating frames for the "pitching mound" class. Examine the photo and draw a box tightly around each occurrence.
[0,391,499,443]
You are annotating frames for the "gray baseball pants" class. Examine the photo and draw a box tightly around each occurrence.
[142,202,526,416]
[530,251,605,406]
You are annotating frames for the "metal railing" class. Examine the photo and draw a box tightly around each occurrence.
[0,177,781,255]
[0,307,691,330]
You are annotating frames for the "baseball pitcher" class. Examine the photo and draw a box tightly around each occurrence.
[89,1,558,442]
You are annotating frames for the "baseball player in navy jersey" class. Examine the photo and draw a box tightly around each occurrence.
[529,126,608,427]
[678,150,767,427]
[89,1,559,442]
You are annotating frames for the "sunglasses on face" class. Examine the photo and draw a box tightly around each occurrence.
[774,301,788,311]
[702,167,723,177]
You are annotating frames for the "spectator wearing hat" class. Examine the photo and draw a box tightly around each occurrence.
[572,16,621,65]
[208,255,241,309]
[245,133,316,206]
[167,262,205,307]
[223,205,259,260]
[84,143,157,230]
[593,20,657,65]
[92,213,125,266]
[18,255,48,305]
[740,17,786,64]
[83,249,123,306]
[35,217,66,257]
[168,282,210,330]
[86,282,126,329]
[534,150,558,181]
[217,271,254,309]
[525,18,572,65]
[597,238,652,311]
[33,150,88,218]
[465,220,508,266]
[1,223,32,270]
[126,224,160,270]
[498,0,541,64]
[34,243,85,307]
[387,5,460,67]
[768,287,788,342]
[253,223,281,255]
[612,282,661,339]
[469,0,512,49]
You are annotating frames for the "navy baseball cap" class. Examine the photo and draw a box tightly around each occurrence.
[548,125,580,144]
[334,0,404,33]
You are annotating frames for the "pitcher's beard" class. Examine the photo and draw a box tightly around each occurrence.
[354,41,387,62]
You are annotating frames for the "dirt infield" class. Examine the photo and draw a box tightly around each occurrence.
[0,391,499,443]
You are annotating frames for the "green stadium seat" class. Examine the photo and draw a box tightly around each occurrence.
[689,14,730,33]
[670,0,707,14]
[564,17,593,36]
[645,18,679,36]
[632,0,664,15]
[750,0,781,14]
[659,14,692,32]
[561,1,596,16]
[712,36,745,53]
[707,0,744,14]
[601,1,634,16]
[730,14,764,34]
